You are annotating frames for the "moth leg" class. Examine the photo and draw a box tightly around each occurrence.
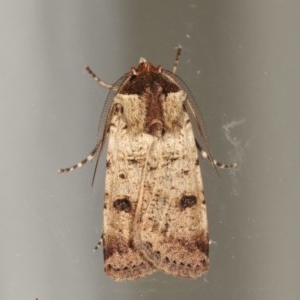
[172,45,182,74]
[58,67,112,176]
[93,233,103,251]
[85,66,113,89]
[58,143,99,173]
[59,67,113,176]
[195,139,238,169]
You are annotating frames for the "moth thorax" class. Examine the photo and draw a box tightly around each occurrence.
[132,58,162,75]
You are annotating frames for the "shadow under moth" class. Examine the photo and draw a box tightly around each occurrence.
[59,47,237,281]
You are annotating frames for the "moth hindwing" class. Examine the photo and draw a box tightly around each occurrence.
[59,47,237,281]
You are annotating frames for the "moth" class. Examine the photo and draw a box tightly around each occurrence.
[59,47,237,280]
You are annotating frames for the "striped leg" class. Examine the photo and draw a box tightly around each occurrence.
[172,45,182,74]
[195,140,238,169]
[93,233,103,251]
[58,66,112,174]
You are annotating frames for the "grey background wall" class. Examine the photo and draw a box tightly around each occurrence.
[1,1,299,299]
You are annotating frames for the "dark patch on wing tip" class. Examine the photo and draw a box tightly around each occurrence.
[195,159,199,166]
[106,160,111,168]
[113,198,132,213]
[201,258,209,268]
[180,195,197,210]
[196,234,209,257]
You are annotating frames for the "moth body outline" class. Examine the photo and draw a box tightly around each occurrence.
[59,47,237,280]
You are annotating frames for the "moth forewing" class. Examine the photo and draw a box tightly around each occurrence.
[102,94,156,280]
[132,91,209,278]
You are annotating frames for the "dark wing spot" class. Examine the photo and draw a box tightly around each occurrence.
[113,198,132,213]
[180,195,197,210]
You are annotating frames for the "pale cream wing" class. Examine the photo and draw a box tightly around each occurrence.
[134,111,209,279]
[103,101,156,280]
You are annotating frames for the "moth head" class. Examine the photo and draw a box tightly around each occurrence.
[131,57,163,75]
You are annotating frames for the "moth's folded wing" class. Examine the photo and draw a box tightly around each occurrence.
[103,115,155,281]
[135,121,209,279]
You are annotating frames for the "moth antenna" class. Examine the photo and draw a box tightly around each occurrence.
[58,143,99,173]
[91,149,101,187]
[172,45,182,74]
[85,66,113,89]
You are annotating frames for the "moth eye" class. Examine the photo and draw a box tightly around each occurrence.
[180,195,197,210]
[113,198,132,213]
